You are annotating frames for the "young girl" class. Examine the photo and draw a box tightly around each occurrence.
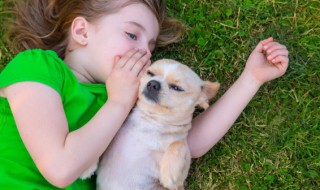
[0,0,289,189]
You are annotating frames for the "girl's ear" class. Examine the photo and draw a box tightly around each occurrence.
[198,81,220,110]
[71,17,89,46]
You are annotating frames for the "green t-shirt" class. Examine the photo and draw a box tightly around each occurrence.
[0,49,108,189]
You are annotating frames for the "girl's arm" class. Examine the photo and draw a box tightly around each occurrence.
[188,37,289,158]
[5,83,128,187]
[3,49,151,188]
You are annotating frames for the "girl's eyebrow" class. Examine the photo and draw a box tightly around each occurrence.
[125,21,146,31]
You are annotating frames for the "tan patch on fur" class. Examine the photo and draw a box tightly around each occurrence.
[160,141,189,190]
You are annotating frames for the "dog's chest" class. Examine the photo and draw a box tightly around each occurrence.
[117,110,187,153]
[100,108,189,170]
[97,109,187,187]
[97,107,192,189]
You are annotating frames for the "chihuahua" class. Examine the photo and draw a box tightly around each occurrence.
[81,59,220,190]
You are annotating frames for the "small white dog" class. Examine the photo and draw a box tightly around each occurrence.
[82,59,219,190]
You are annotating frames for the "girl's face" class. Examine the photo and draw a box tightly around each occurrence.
[79,3,159,83]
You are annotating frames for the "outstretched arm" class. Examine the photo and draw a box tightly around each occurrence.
[188,38,289,158]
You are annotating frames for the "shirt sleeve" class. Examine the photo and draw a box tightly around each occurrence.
[0,49,65,95]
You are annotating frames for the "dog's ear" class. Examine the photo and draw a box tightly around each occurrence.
[198,81,220,110]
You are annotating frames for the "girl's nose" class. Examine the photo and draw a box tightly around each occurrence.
[138,44,152,56]
[141,48,151,56]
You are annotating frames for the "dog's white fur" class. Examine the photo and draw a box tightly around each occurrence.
[81,59,219,190]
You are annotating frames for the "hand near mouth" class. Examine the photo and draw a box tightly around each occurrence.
[106,48,151,110]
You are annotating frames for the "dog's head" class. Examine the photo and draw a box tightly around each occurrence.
[137,59,220,125]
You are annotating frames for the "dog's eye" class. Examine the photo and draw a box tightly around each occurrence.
[147,71,155,77]
[169,84,184,92]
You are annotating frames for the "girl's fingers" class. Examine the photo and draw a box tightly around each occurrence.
[137,60,151,78]
[271,56,289,74]
[266,49,289,62]
[130,53,151,76]
[263,42,287,53]
[254,37,273,53]
[114,56,121,67]
[115,48,139,68]
[261,37,274,46]
[123,50,148,71]
[114,48,151,77]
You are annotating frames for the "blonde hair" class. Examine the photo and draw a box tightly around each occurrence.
[4,0,184,58]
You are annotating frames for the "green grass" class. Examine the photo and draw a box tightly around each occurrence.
[1,0,319,189]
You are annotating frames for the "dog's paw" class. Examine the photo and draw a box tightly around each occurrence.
[160,173,183,190]
[80,162,98,179]
[159,141,190,189]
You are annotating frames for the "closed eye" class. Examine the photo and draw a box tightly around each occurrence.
[169,84,184,92]
[126,32,137,40]
[147,71,155,77]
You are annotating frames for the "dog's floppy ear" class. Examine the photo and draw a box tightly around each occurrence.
[198,81,220,110]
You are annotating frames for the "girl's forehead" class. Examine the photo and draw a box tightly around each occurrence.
[118,3,158,19]
[101,3,160,34]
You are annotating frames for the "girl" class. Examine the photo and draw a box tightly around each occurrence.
[0,0,289,189]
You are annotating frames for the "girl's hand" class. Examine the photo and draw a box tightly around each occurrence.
[244,37,289,85]
[106,48,151,110]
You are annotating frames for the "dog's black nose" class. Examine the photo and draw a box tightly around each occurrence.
[143,80,161,103]
[147,80,161,92]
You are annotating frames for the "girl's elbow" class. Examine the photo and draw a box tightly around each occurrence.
[50,180,71,189]
[40,164,76,188]
[189,146,206,158]
[46,171,74,188]
[191,151,204,159]
[188,139,206,158]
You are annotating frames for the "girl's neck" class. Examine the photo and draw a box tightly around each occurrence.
[70,69,95,84]
[64,51,96,84]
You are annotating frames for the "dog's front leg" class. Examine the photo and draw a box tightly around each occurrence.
[159,140,191,190]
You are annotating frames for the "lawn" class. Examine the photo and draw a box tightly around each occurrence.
[1,0,319,189]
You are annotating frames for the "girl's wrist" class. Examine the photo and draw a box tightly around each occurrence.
[105,99,134,114]
[239,69,264,90]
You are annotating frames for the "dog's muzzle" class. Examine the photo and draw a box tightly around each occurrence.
[143,80,161,103]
